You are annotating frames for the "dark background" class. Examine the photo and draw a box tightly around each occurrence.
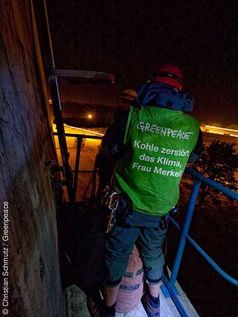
[47,0,238,127]
[46,2,238,316]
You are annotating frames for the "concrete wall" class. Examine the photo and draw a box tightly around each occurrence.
[0,1,64,316]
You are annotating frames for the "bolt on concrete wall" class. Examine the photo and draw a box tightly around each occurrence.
[0,1,64,316]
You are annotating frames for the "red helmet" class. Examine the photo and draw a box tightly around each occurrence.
[150,64,183,90]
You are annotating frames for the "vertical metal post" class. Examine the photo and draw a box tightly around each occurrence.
[169,179,202,287]
[39,0,73,202]
[49,78,73,201]
[72,136,82,202]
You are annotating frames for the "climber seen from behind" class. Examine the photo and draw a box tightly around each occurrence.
[100,64,203,317]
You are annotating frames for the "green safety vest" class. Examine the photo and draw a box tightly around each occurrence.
[114,106,200,216]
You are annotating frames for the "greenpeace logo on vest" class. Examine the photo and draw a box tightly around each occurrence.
[137,122,193,140]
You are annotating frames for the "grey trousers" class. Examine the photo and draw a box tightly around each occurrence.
[105,210,169,287]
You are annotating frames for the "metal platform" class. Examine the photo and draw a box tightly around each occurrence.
[65,281,199,317]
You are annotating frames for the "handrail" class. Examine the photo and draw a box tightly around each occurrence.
[163,168,238,316]
[187,167,238,201]
[53,132,103,139]
[169,217,238,287]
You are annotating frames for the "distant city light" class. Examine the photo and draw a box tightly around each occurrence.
[87,113,93,119]
[204,125,238,133]
[201,125,238,138]
[63,124,104,136]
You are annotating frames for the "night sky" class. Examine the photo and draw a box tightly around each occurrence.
[47,0,238,126]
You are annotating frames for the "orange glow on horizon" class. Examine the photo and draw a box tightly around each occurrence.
[201,125,238,137]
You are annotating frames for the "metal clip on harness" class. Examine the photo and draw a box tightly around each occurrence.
[105,191,119,234]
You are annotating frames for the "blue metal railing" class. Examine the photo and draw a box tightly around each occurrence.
[162,167,238,316]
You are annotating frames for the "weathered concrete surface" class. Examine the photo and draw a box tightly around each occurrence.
[0,1,64,316]
[65,286,91,317]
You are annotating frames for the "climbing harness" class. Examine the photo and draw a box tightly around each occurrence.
[101,189,132,233]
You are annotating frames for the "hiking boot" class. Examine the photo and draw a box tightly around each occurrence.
[105,312,115,317]
[142,292,160,317]
[104,303,116,317]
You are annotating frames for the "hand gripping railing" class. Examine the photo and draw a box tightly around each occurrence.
[162,168,238,316]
